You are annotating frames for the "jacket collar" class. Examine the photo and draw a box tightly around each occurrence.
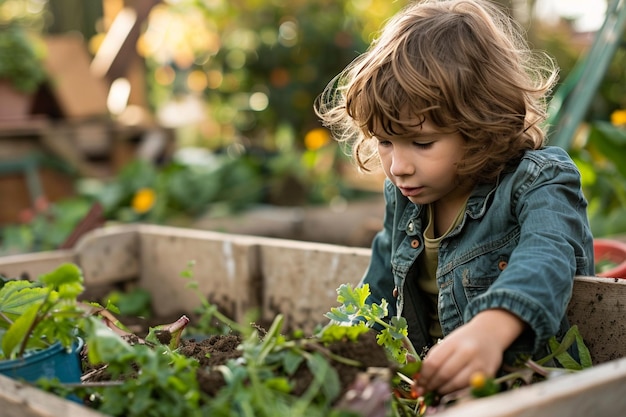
[396,176,500,232]
[466,177,499,219]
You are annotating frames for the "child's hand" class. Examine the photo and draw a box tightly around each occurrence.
[415,309,525,395]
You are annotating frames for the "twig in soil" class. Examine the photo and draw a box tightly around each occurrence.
[81,364,109,382]
[64,381,125,388]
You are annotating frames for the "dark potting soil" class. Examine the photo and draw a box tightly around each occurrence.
[179,329,391,399]
[82,316,392,404]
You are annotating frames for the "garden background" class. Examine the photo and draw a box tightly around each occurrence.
[1,0,625,255]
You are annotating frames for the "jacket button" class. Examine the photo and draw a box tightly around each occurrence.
[498,260,508,270]
[408,221,414,233]
[411,239,419,248]
[393,287,399,297]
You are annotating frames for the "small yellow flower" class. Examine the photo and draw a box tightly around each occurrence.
[610,109,626,126]
[132,188,156,214]
[304,128,331,151]
[469,371,486,389]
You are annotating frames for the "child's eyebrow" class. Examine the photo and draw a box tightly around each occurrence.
[372,131,446,140]
[412,131,452,139]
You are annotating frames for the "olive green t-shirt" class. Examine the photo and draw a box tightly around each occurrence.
[416,201,467,341]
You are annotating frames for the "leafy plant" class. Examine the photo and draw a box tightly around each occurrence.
[200,314,354,417]
[17,263,595,417]
[102,287,153,318]
[0,197,93,256]
[34,261,373,416]
[323,283,420,364]
[179,260,380,416]
[569,120,626,237]
[0,263,85,359]
[73,315,202,417]
[0,22,46,93]
[322,283,594,416]
[73,309,375,417]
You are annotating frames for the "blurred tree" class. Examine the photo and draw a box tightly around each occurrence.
[138,0,407,150]
[46,0,102,40]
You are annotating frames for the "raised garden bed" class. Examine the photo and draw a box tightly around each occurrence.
[0,224,625,416]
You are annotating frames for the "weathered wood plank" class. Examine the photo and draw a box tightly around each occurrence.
[135,225,262,321]
[568,275,626,364]
[0,373,107,417]
[73,224,140,286]
[436,357,626,417]
[0,250,75,281]
[256,237,371,333]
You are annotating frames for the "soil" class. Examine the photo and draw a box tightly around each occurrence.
[81,313,394,409]
[177,330,391,399]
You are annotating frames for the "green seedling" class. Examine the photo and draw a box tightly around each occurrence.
[322,283,420,365]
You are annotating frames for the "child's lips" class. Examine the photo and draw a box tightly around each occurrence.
[398,186,424,197]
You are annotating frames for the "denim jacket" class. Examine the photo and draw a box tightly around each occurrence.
[360,146,595,362]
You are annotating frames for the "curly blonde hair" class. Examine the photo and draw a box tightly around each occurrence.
[315,0,558,183]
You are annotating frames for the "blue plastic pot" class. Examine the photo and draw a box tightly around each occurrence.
[0,338,84,384]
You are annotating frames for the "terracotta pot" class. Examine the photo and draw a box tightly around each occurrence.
[0,80,33,121]
[594,238,626,278]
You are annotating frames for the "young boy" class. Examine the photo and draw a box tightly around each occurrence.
[315,0,595,395]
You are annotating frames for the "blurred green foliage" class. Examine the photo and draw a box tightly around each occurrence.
[142,0,406,149]
[2,0,626,254]
[0,142,378,255]
[0,197,92,254]
[534,9,626,238]
[570,121,626,237]
[0,22,47,93]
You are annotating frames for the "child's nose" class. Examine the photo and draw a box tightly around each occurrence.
[390,153,414,177]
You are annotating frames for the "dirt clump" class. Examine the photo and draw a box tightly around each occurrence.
[177,330,391,400]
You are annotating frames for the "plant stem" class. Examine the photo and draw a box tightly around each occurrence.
[306,342,364,368]
[371,315,421,362]
[18,290,53,357]
[0,311,13,325]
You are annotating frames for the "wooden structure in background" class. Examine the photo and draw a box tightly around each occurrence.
[0,1,172,226]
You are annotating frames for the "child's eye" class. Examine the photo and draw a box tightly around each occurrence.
[377,140,392,147]
[414,142,433,149]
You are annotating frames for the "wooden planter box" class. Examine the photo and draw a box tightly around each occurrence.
[0,224,625,416]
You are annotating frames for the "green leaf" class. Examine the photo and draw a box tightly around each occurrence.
[0,281,47,324]
[318,322,369,343]
[336,283,370,308]
[105,288,152,317]
[377,328,407,363]
[398,360,422,378]
[588,121,626,179]
[576,329,593,369]
[343,323,371,341]
[282,349,305,375]
[57,281,84,300]
[2,302,40,358]
[542,326,592,370]
[85,318,133,364]
[265,377,292,393]
[388,316,408,339]
[537,325,578,366]
[370,299,388,321]
[38,263,83,288]
[325,307,350,323]
[323,282,420,364]
[548,337,582,370]
[307,351,340,401]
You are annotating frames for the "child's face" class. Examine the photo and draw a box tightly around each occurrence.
[375,118,468,206]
